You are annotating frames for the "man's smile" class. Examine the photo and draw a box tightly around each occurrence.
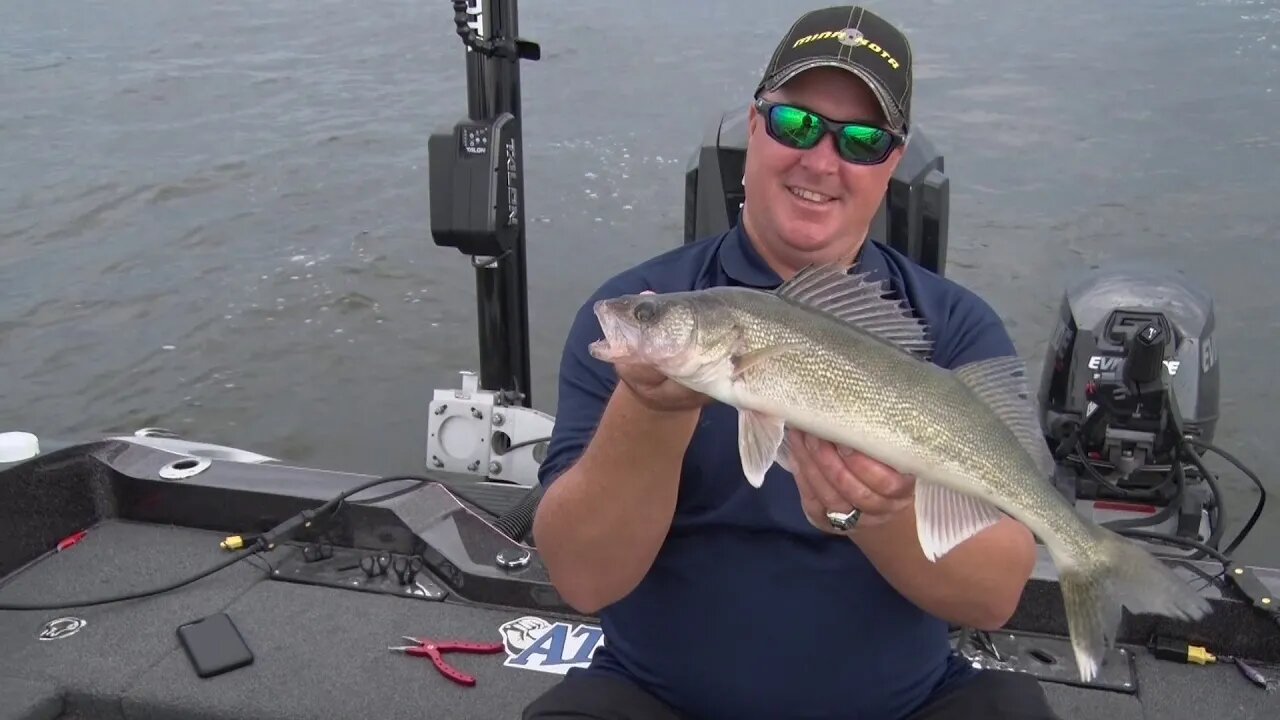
[787,184,839,205]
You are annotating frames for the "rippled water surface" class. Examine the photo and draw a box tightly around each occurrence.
[2,0,1278,561]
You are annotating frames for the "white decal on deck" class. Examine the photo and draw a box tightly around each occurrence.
[38,617,87,641]
[499,615,605,675]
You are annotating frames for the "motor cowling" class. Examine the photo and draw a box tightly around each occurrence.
[1037,266,1221,483]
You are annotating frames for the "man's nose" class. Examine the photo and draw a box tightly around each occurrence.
[798,133,841,173]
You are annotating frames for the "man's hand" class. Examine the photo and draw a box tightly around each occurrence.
[787,429,914,534]
[614,361,709,413]
[785,429,1035,629]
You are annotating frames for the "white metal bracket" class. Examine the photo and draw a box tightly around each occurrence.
[425,371,554,487]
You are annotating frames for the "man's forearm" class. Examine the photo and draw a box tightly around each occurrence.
[853,507,1036,629]
[533,383,700,614]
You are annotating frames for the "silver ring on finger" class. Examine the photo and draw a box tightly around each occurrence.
[826,507,862,532]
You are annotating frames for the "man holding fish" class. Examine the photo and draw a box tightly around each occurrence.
[523,6,1208,720]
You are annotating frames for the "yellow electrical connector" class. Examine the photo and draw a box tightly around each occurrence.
[1187,645,1217,665]
[220,535,248,550]
[1151,635,1217,665]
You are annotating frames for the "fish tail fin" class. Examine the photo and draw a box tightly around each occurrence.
[1059,525,1213,682]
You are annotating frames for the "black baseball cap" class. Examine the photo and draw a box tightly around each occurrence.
[755,6,913,135]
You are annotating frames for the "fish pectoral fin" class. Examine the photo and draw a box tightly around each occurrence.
[730,343,806,378]
[914,481,1005,561]
[775,430,796,474]
[738,409,787,488]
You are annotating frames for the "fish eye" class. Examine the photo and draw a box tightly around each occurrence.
[633,300,658,323]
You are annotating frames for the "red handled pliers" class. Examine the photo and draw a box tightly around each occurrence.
[388,635,504,686]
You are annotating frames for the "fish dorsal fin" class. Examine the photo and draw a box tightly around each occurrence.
[774,264,933,360]
[952,355,1056,480]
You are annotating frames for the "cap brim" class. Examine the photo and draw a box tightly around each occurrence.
[761,59,907,134]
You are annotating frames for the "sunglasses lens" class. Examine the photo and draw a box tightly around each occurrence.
[839,125,894,162]
[768,104,824,148]
[764,101,897,164]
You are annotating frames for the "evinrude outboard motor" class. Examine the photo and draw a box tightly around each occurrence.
[1036,266,1221,542]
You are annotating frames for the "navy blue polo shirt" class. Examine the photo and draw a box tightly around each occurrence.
[538,222,1016,720]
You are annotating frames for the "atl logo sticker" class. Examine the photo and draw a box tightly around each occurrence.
[498,616,604,675]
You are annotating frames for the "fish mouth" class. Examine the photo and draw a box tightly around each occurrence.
[589,299,641,363]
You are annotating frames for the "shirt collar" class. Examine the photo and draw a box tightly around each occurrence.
[720,221,891,289]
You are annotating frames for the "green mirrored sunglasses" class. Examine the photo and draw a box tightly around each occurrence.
[754,98,904,165]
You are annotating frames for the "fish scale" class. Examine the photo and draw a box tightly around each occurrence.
[589,263,1214,683]
[673,284,1036,509]
[729,292,1039,491]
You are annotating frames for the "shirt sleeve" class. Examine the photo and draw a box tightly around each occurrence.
[536,275,640,488]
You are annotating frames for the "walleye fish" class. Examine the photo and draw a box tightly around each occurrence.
[587,264,1211,682]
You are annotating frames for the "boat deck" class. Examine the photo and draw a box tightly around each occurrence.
[0,443,1274,717]
[0,472,1276,720]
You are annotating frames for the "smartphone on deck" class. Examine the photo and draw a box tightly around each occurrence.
[176,612,254,678]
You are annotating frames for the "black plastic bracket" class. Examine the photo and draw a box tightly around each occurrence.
[429,112,521,258]
[271,546,448,603]
[1228,564,1278,613]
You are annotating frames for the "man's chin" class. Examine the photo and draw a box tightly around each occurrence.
[776,202,838,233]
[779,227,843,255]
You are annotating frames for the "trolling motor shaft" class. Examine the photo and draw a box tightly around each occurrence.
[429,0,541,408]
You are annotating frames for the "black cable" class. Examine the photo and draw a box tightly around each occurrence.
[496,435,551,455]
[1118,528,1231,568]
[1058,384,1242,562]
[330,471,530,531]
[1101,460,1185,531]
[1184,437,1266,556]
[492,483,543,542]
[0,546,260,611]
[1069,436,1172,500]
[1178,440,1227,551]
[0,473,433,612]
[245,552,277,577]
[450,0,523,60]
[1047,362,1265,585]
[1117,530,1231,593]
[1052,409,1107,463]
[343,479,430,507]
[1073,437,1123,493]
[253,474,430,550]
[1084,440,1220,560]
